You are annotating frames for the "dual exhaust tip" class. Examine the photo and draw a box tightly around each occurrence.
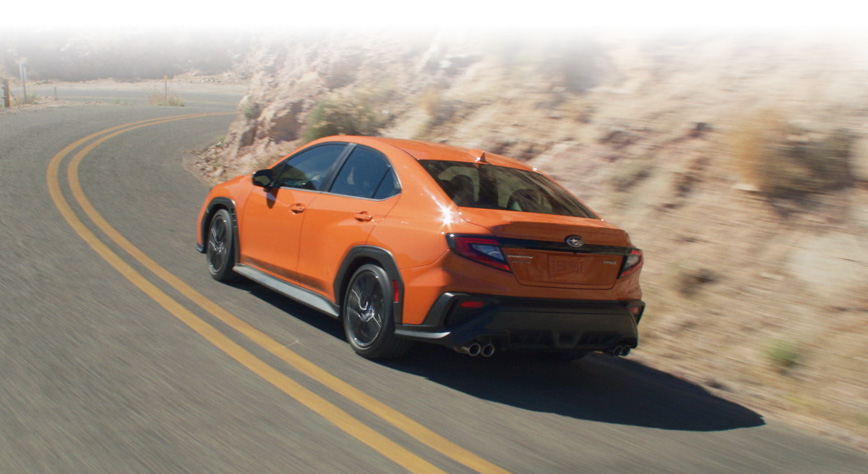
[608,345,631,357]
[455,342,496,357]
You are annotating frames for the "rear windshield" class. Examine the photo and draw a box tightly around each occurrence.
[420,160,597,218]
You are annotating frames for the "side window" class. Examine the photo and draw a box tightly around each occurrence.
[274,144,346,190]
[330,146,399,199]
[373,170,400,199]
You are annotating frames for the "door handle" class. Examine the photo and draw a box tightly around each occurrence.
[354,211,373,222]
[289,203,306,214]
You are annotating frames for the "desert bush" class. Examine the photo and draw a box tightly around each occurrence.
[243,101,262,120]
[730,109,785,191]
[611,155,654,190]
[301,96,383,142]
[418,86,457,128]
[675,266,716,298]
[766,339,802,371]
[419,86,443,117]
[730,110,854,197]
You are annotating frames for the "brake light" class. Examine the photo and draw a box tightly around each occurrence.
[619,249,643,278]
[447,234,511,272]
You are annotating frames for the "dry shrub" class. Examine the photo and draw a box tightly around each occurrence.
[730,109,787,192]
[611,156,653,191]
[676,267,717,298]
[418,86,457,128]
[301,96,383,143]
[419,86,443,117]
[242,101,261,120]
[730,109,854,197]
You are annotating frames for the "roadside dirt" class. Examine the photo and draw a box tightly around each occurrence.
[194,31,868,451]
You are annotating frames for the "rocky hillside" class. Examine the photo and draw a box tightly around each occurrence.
[195,30,868,450]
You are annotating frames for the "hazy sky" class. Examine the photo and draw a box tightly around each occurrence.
[2,1,865,31]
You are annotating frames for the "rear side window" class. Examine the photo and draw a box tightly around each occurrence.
[274,144,346,190]
[330,146,400,199]
[420,160,596,218]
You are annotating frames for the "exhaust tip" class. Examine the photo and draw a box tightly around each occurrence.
[607,345,632,357]
[481,344,495,358]
[455,343,482,357]
[467,343,482,357]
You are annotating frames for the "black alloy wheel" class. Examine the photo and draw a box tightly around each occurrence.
[343,264,410,359]
[207,209,240,282]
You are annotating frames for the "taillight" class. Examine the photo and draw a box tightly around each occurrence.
[446,234,511,272]
[619,249,643,278]
[459,300,486,309]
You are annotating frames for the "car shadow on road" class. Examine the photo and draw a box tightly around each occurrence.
[230,281,763,433]
[229,280,348,335]
[384,344,765,433]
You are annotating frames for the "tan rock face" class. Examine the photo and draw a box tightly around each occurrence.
[852,137,868,182]
[262,99,304,142]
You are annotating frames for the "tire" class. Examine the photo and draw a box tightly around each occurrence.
[342,264,411,359]
[206,208,240,283]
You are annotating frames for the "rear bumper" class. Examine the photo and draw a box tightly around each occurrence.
[394,292,644,353]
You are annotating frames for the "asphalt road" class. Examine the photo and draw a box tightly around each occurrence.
[2,91,867,473]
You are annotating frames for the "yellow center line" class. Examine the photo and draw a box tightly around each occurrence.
[67,122,509,473]
[48,115,446,474]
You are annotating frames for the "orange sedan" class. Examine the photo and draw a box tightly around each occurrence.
[196,136,644,360]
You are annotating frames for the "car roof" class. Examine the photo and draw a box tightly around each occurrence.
[312,136,533,170]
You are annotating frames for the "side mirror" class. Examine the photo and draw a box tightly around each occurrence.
[252,169,274,188]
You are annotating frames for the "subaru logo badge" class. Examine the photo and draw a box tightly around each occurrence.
[566,235,584,248]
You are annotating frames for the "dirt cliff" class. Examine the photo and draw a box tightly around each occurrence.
[195,30,868,450]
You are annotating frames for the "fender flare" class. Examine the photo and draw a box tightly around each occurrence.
[198,197,240,266]
[334,246,405,324]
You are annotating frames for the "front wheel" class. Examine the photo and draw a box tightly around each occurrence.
[342,264,411,359]
[206,209,240,283]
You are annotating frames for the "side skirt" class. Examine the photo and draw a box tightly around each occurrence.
[234,264,340,318]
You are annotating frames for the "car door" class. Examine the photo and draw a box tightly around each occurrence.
[295,145,401,300]
[239,143,348,282]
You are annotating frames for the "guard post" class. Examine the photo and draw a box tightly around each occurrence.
[2,79,10,108]
[19,62,28,100]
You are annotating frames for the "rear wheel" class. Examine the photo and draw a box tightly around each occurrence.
[343,264,411,359]
[207,209,240,283]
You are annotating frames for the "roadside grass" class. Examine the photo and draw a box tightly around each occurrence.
[148,91,185,107]
[12,93,41,106]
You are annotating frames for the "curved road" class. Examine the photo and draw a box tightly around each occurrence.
[1,92,866,472]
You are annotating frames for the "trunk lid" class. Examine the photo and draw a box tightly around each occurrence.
[458,208,632,289]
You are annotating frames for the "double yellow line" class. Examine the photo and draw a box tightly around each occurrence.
[46,114,508,474]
